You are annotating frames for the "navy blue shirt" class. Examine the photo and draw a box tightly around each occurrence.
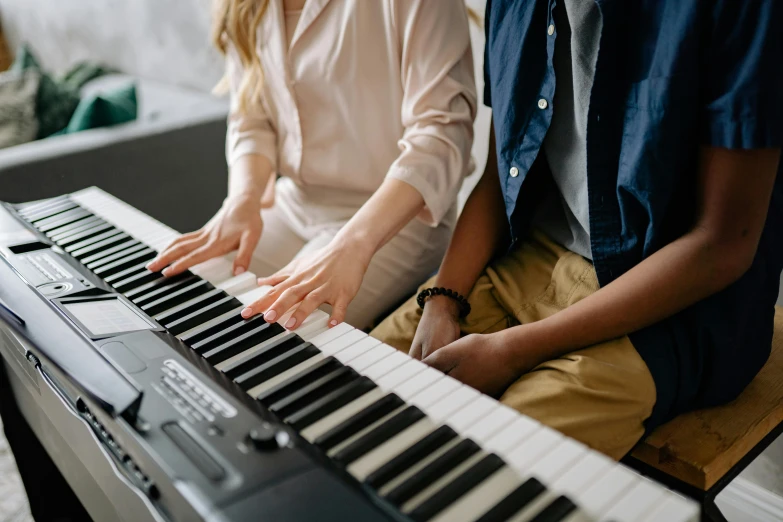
[484,0,783,432]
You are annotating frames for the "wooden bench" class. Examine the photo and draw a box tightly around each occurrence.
[623,306,783,522]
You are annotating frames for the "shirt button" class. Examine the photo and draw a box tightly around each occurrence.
[509,166,519,178]
[538,99,548,110]
[548,24,555,36]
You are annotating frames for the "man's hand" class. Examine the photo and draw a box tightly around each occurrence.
[410,296,461,360]
[423,332,529,398]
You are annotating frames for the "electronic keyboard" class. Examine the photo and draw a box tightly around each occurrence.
[0,187,699,522]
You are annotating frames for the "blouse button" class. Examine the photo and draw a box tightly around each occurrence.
[510,167,519,178]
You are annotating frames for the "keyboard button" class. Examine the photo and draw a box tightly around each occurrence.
[283,376,377,431]
[474,478,547,522]
[314,394,406,451]
[165,296,242,336]
[142,280,213,316]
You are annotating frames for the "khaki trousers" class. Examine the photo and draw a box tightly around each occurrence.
[370,231,656,460]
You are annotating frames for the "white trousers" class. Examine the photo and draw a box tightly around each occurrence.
[248,179,454,329]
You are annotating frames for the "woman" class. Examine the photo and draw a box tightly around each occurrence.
[147,0,477,330]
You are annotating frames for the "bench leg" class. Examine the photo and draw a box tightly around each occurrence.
[701,493,729,522]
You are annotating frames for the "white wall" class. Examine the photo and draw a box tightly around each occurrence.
[0,0,491,199]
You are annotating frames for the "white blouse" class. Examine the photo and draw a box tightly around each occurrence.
[225,0,477,226]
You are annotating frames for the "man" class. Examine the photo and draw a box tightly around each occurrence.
[372,0,782,459]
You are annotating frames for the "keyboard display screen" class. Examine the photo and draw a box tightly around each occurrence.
[64,298,154,336]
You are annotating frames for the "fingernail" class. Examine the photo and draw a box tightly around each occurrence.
[162,268,171,277]
[329,320,338,327]
[285,317,297,329]
[264,310,277,322]
[241,307,253,318]
[234,266,245,276]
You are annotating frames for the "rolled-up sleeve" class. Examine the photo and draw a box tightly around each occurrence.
[387,0,478,226]
[700,0,783,149]
[224,42,278,170]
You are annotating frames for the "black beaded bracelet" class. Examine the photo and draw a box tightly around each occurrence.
[417,287,471,318]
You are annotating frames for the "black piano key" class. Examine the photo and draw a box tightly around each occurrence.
[80,239,140,265]
[269,366,356,415]
[34,208,90,231]
[68,231,128,256]
[154,288,225,324]
[92,248,157,278]
[54,222,115,246]
[234,343,320,391]
[384,439,481,507]
[165,296,241,336]
[112,269,163,293]
[104,261,152,284]
[256,357,343,405]
[141,280,212,316]
[331,406,425,465]
[190,314,267,352]
[365,425,459,490]
[19,199,75,221]
[528,496,577,522]
[47,216,103,239]
[130,274,196,305]
[315,394,406,452]
[202,322,284,365]
[284,377,377,431]
[86,243,149,270]
[408,454,506,522]
[475,478,547,522]
[177,308,245,344]
[222,332,303,377]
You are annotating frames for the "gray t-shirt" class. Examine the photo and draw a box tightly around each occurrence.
[534,0,602,260]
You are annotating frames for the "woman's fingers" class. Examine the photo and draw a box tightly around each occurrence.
[233,230,260,276]
[146,232,203,272]
[256,272,288,287]
[259,284,309,324]
[285,289,326,330]
[241,277,294,319]
[328,297,349,328]
[162,242,224,277]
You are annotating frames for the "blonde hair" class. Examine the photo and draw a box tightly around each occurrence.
[213,1,483,115]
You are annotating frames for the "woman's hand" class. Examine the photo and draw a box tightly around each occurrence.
[422,331,526,398]
[146,195,263,277]
[409,296,461,360]
[243,237,374,329]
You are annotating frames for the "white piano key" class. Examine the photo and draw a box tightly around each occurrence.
[500,440,593,522]
[346,417,438,481]
[430,466,526,522]
[216,271,258,295]
[333,337,382,365]
[639,493,699,522]
[423,385,480,422]
[401,451,488,514]
[175,306,244,340]
[463,405,519,444]
[377,437,463,497]
[375,359,428,390]
[214,331,292,371]
[343,343,395,372]
[299,387,388,442]
[247,353,327,398]
[326,405,408,458]
[445,395,499,432]
[407,374,462,410]
[361,350,410,381]
[236,285,271,305]
[483,416,541,455]
[503,427,563,472]
[570,466,639,520]
[598,477,668,522]
[308,321,353,348]
[392,366,443,401]
[319,329,367,356]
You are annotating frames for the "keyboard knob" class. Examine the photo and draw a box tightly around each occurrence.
[248,423,281,451]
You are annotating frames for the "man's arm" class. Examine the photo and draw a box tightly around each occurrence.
[410,123,510,359]
[426,147,780,393]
